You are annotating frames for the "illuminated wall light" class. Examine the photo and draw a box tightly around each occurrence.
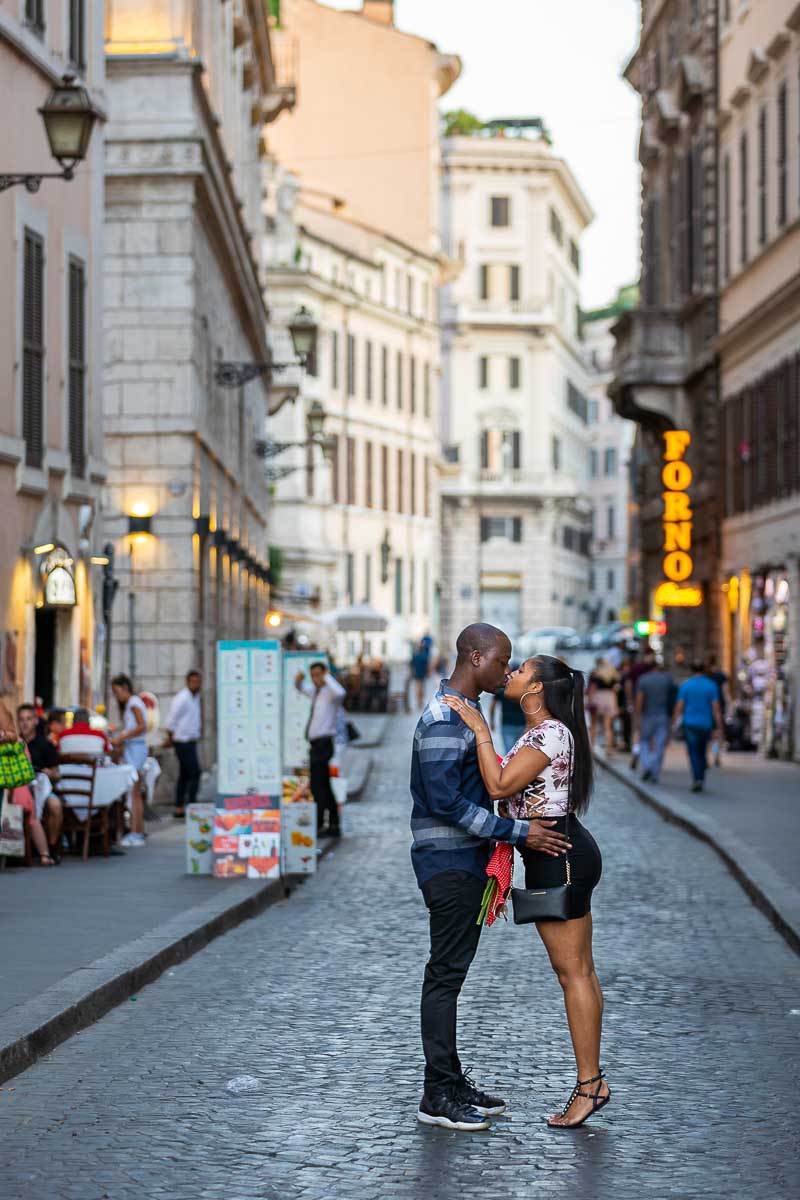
[265,611,282,628]
[34,543,56,555]
[129,501,153,518]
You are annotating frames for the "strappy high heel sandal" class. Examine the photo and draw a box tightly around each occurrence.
[546,1071,611,1129]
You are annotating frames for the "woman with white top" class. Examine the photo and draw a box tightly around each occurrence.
[111,674,148,848]
[442,655,609,1129]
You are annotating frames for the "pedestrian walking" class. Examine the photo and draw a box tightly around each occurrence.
[634,658,676,783]
[409,640,430,709]
[625,647,655,767]
[110,675,149,846]
[587,657,619,753]
[410,623,571,1132]
[672,662,722,793]
[705,654,730,766]
[444,653,609,1130]
[296,662,345,838]
[164,669,203,819]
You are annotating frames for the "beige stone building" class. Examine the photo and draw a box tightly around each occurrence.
[102,0,293,750]
[263,0,458,660]
[439,123,594,648]
[716,0,800,759]
[0,0,106,710]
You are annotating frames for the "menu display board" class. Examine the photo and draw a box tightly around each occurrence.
[282,651,330,771]
[185,803,214,875]
[281,776,316,875]
[212,801,282,880]
[217,641,282,797]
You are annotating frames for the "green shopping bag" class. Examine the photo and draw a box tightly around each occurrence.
[0,741,35,789]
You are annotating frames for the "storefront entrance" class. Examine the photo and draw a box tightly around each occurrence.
[34,607,56,708]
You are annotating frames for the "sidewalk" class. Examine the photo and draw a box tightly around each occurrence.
[597,739,800,953]
[0,712,388,1082]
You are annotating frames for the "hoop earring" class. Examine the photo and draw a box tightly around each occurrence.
[521,690,543,717]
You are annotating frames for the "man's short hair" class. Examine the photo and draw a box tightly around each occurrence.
[186,669,201,680]
[48,707,67,724]
[17,703,36,718]
[455,623,508,663]
[309,661,327,673]
[72,707,91,724]
[690,661,705,674]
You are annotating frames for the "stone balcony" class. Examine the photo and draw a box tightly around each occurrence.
[609,306,690,430]
[440,466,582,501]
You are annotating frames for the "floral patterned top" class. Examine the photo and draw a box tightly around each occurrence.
[501,719,574,819]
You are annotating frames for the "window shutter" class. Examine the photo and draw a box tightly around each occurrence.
[479,264,489,300]
[68,258,86,478]
[479,431,488,470]
[23,228,45,469]
[511,430,521,469]
[512,517,522,543]
[509,264,520,302]
[480,517,489,542]
[777,82,788,227]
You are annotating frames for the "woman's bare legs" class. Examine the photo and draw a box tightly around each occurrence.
[604,713,615,753]
[536,914,609,1125]
[589,709,599,748]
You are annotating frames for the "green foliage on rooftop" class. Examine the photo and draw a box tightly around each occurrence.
[442,109,486,137]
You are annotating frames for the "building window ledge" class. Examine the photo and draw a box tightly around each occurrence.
[45,449,70,476]
[0,433,24,466]
[16,464,48,496]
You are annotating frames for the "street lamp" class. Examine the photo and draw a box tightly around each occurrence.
[255,400,334,479]
[0,75,100,193]
[215,306,317,389]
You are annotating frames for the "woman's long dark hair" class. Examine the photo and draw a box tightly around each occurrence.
[530,655,594,815]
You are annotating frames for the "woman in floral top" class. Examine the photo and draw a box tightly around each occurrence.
[443,654,609,1130]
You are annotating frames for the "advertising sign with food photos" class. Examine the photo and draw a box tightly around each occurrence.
[281,776,317,875]
[185,803,214,875]
[212,801,281,879]
[215,640,283,880]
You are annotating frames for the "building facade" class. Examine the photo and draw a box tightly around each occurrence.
[263,183,442,661]
[583,288,638,625]
[103,0,292,749]
[439,123,594,648]
[716,0,800,759]
[611,0,721,664]
[262,0,458,661]
[0,0,106,711]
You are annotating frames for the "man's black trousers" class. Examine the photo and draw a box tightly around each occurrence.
[309,736,339,834]
[173,740,201,810]
[420,869,484,1096]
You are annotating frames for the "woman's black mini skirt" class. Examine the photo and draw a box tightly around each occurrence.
[518,815,602,920]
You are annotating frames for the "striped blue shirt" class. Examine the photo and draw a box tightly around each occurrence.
[409,681,530,887]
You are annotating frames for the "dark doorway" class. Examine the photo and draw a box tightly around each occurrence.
[34,607,56,708]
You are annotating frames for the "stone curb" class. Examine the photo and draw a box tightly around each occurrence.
[0,844,335,1085]
[595,751,800,956]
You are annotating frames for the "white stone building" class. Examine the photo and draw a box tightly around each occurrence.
[102,0,294,749]
[262,179,441,662]
[439,122,595,648]
[582,288,638,625]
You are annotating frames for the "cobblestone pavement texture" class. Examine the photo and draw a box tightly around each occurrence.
[2,708,799,1199]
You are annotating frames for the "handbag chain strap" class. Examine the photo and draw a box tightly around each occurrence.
[563,732,574,887]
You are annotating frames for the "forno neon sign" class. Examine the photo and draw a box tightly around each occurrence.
[654,430,703,609]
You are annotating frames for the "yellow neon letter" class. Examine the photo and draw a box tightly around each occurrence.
[663,429,691,461]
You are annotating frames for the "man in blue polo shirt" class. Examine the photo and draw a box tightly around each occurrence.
[673,661,722,793]
[410,622,570,1131]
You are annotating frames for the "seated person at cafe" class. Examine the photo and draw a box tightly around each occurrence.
[60,707,112,756]
[47,707,68,746]
[15,703,64,865]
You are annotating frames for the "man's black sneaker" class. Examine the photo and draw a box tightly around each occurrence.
[417,1091,490,1131]
[455,1070,507,1116]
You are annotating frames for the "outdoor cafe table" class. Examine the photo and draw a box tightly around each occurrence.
[66,762,138,820]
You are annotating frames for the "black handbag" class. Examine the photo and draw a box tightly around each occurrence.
[510,743,573,924]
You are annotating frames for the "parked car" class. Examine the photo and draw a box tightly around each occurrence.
[514,626,581,659]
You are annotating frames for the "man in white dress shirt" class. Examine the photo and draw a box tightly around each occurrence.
[295,661,346,838]
[164,670,202,818]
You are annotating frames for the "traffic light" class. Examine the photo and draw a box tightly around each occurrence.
[634,619,668,637]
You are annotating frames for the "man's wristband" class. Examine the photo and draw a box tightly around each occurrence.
[476,738,493,748]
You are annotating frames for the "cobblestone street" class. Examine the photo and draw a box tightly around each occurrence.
[2,708,799,1200]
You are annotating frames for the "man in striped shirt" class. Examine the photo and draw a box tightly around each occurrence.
[411,623,570,1131]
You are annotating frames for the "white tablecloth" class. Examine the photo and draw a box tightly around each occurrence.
[64,763,137,820]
